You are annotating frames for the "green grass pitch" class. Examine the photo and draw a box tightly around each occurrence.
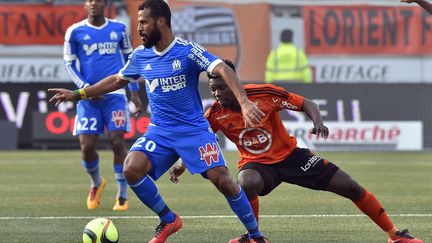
[0,150,431,242]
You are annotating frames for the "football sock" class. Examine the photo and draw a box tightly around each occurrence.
[129,176,175,224]
[82,158,101,187]
[353,189,394,233]
[225,186,262,238]
[114,164,128,199]
[249,196,260,222]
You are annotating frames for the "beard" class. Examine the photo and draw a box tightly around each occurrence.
[143,25,162,48]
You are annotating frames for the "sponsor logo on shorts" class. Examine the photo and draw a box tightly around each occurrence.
[112,110,126,128]
[199,143,220,166]
[300,155,321,172]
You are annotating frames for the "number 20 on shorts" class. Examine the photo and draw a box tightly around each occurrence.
[132,137,156,152]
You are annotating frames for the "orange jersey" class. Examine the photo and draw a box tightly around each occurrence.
[205,84,304,169]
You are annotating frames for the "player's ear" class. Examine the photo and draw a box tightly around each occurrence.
[157,17,165,27]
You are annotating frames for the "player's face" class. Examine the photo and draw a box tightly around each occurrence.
[84,0,105,18]
[209,77,236,107]
[137,9,162,48]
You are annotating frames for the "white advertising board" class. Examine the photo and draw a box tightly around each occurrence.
[0,57,68,83]
[225,121,423,151]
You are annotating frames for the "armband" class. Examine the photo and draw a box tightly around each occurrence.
[74,88,87,100]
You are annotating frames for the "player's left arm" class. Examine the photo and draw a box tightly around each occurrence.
[302,98,329,138]
[169,159,186,184]
[212,63,264,127]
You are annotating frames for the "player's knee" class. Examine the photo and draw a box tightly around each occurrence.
[123,156,138,182]
[110,136,126,152]
[212,174,237,195]
[347,179,364,200]
[123,152,151,183]
[238,176,260,196]
[80,141,96,157]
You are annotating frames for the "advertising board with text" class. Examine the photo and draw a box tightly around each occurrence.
[1,82,431,150]
[225,121,423,152]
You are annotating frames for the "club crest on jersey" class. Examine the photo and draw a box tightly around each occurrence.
[199,143,220,166]
[112,110,126,128]
[172,59,181,71]
[110,31,118,40]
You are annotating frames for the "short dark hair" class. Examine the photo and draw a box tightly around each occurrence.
[281,29,293,43]
[138,0,171,28]
[207,59,236,79]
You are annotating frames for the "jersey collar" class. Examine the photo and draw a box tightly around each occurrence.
[153,37,178,56]
[85,18,108,30]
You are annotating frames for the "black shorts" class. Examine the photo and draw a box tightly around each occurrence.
[239,148,339,196]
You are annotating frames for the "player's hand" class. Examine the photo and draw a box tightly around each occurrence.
[241,99,265,127]
[310,123,329,138]
[130,92,143,117]
[169,164,186,184]
[48,88,76,107]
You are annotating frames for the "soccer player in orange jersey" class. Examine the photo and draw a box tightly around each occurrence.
[170,60,422,243]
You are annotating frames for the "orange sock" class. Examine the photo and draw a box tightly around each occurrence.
[353,189,395,235]
[249,196,259,223]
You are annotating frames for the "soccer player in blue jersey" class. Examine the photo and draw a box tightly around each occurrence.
[63,0,143,211]
[51,0,268,242]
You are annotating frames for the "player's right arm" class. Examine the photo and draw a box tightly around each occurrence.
[64,25,88,89]
[49,75,129,106]
[212,63,264,127]
[50,49,141,106]
[401,0,432,14]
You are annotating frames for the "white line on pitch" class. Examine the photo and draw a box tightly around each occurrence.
[1,214,432,220]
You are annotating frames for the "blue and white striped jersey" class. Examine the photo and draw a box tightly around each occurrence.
[64,18,137,93]
[119,37,222,130]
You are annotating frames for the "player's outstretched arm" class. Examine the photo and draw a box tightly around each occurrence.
[212,63,264,127]
[401,0,432,15]
[49,74,129,106]
[302,98,329,138]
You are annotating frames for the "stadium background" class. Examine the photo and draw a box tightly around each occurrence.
[1,0,431,151]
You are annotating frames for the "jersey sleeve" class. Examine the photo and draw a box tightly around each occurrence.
[63,25,88,88]
[204,107,219,133]
[118,50,141,82]
[117,23,139,91]
[272,85,304,111]
[188,41,222,75]
[246,84,304,112]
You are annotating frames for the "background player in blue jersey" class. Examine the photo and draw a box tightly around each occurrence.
[51,1,268,242]
[63,0,143,211]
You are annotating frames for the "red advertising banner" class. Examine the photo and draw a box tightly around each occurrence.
[303,5,432,55]
[126,0,271,81]
[0,5,115,45]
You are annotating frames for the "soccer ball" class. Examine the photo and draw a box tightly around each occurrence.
[82,218,119,243]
